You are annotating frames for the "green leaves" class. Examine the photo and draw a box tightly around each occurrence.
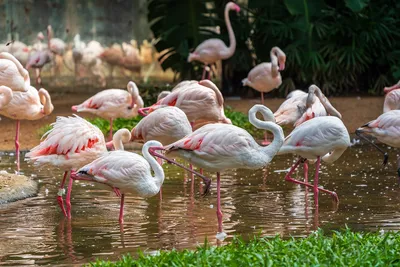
[88,229,400,266]
[345,0,370,12]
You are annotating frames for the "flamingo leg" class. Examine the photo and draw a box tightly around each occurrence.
[304,160,309,183]
[397,155,400,185]
[119,194,125,224]
[314,157,321,208]
[216,172,223,233]
[57,171,69,217]
[149,147,212,195]
[156,157,163,200]
[284,158,339,203]
[35,68,42,86]
[66,174,73,218]
[15,120,20,173]
[109,119,113,141]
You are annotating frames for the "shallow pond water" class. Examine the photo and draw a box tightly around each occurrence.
[0,142,400,266]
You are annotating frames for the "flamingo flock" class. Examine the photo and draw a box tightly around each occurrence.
[1,1,399,240]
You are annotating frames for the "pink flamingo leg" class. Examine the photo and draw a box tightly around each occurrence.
[15,120,20,172]
[109,119,113,141]
[304,161,308,183]
[35,68,42,86]
[119,194,125,224]
[57,171,69,217]
[66,175,73,218]
[284,158,339,203]
[216,172,223,233]
[260,93,270,146]
[313,157,321,208]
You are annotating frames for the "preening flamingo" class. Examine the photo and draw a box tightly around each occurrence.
[0,86,13,109]
[274,85,341,127]
[0,52,30,92]
[356,110,400,180]
[293,85,342,127]
[383,80,400,113]
[26,115,108,218]
[72,81,144,140]
[150,105,284,234]
[242,47,286,144]
[140,80,231,130]
[0,86,53,172]
[278,116,350,207]
[187,2,240,79]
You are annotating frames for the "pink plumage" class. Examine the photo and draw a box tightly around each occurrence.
[0,52,30,92]
[383,81,400,113]
[26,115,107,218]
[187,2,240,79]
[131,106,192,145]
[144,80,230,130]
[72,81,144,140]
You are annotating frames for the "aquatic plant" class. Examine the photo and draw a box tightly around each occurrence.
[88,228,400,266]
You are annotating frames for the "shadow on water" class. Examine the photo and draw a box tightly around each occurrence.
[0,142,400,265]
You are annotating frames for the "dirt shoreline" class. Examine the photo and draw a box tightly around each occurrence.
[0,93,383,151]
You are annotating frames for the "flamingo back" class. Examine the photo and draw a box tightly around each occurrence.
[383,90,400,113]
[26,115,107,170]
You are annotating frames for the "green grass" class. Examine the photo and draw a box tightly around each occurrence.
[38,107,268,139]
[88,229,400,266]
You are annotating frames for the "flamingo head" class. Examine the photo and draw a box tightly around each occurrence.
[278,53,286,71]
[228,2,241,13]
[383,80,400,94]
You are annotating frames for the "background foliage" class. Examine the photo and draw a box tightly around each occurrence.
[148,0,400,95]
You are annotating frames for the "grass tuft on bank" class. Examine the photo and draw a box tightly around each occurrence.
[37,107,266,139]
[88,229,400,266]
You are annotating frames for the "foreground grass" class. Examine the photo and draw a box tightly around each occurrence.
[88,229,400,266]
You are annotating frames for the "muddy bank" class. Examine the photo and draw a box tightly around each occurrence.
[0,171,38,204]
[0,93,384,151]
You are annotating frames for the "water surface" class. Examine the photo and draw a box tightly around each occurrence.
[0,142,399,266]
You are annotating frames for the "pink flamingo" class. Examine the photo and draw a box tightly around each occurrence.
[278,116,350,207]
[72,81,144,140]
[293,85,342,127]
[242,47,286,144]
[356,110,400,180]
[0,85,53,172]
[274,85,341,127]
[187,2,240,79]
[383,80,400,113]
[149,105,284,234]
[140,80,231,130]
[70,129,212,223]
[0,52,30,92]
[26,115,109,218]
[0,86,13,109]
[26,26,53,86]
[131,106,192,146]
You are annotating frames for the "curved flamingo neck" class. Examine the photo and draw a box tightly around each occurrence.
[221,3,237,59]
[248,105,284,159]
[142,141,164,189]
[0,52,30,86]
[112,129,131,150]
[38,88,53,115]
[308,85,342,119]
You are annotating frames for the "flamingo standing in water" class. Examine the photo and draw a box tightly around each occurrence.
[356,110,400,181]
[278,116,350,207]
[150,105,284,235]
[187,2,240,79]
[383,81,400,112]
[72,81,144,140]
[71,129,212,223]
[0,85,53,172]
[140,80,231,130]
[242,47,286,144]
[26,115,108,218]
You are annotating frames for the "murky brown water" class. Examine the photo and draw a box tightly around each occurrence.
[1,141,400,266]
